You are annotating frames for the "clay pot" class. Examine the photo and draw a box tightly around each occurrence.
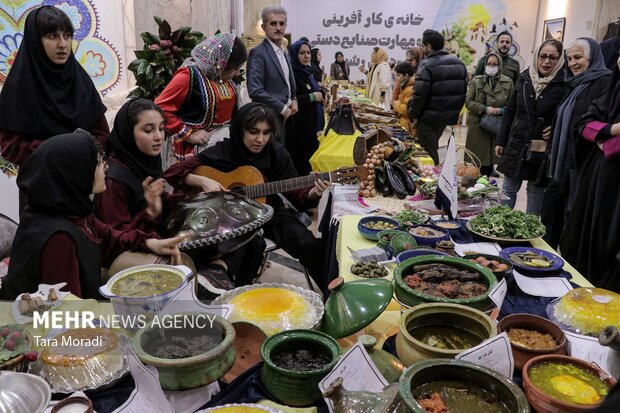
[399,359,530,413]
[261,329,341,407]
[522,354,617,412]
[395,302,497,366]
[132,312,235,390]
[498,313,567,370]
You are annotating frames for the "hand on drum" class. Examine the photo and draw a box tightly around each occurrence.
[145,234,186,264]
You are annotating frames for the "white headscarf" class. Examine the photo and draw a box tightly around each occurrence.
[529,39,565,98]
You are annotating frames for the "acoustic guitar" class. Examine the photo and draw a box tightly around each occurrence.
[193,165,367,203]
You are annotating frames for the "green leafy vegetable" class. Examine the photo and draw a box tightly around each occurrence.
[0,325,30,362]
[469,205,546,239]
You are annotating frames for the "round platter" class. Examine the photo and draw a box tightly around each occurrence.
[500,246,564,273]
[212,283,324,336]
[466,220,543,243]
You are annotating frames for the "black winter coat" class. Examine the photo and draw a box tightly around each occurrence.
[496,69,568,182]
[407,50,467,126]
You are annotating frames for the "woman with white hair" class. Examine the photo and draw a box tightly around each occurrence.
[541,37,611,248]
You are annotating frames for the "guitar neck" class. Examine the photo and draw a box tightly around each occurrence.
[244,172,331,199]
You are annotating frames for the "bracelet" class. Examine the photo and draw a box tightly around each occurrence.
[309,93,316,102]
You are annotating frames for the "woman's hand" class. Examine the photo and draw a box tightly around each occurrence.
[145,234,185,264]
[187,130,211,146]
[308,178,331,200]
[314,92,324,103]
[143,177,165,220]
[495,145,504,157]
[486,107,500,115]
[542,126,552,141]
[184,173,228,193]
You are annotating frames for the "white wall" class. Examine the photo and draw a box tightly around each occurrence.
[534,0,596,53]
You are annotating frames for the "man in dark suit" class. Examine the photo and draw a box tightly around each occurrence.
[246,6,297,141]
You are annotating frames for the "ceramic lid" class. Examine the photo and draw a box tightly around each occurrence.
[322,277,393,339]
[162,191,273,252]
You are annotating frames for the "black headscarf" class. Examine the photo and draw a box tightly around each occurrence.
[107,99,163,182]
[334,52,348,80]
[18,133,98,217]
[310,48,323,82]
[290,40,325,133]
[0,6,106,135]
[197,102,297,182]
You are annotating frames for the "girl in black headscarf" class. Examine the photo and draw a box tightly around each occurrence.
[0,6,108,167]
[164,102,330,289]
[560,51,620,292]
[310,48,324,83]
[1,133,183,299]
[285,39,326,176]
[330,51,350,81]
[96,98,224,232]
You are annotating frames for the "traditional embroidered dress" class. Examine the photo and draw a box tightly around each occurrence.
[155,34,237,166]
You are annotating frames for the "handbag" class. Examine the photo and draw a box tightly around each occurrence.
[479,114,502,135]
[525,139,548,162]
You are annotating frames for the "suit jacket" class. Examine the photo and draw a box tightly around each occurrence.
[246,39,297,114]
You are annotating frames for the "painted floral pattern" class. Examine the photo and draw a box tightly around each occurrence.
[0,33,22,73]
[81,49,106,77]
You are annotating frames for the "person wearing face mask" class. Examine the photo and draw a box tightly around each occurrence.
[541,38,611,249]
[391,62,416,134]
[495,39,568,215]
[465,52,514,177]
[155,33,248,169]
[474,31,521,85]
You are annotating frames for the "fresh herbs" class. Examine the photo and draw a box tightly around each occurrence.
[469,205,545,239]
[394,210,428,226]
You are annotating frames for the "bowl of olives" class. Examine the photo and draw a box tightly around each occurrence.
[357,216,401,241]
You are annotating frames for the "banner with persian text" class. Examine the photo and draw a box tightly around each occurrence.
[283,0,539,82]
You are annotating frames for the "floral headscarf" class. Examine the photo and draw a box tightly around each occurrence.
[183,33,235,80]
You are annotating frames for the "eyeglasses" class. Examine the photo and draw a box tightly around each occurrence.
[538,54,559,62]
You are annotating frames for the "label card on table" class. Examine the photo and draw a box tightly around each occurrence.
[489,277,508,309]
[319,342,389,413]
[512,270,573,297]
[453,242,501,256]
[112,349,175,413]
[160,278,233,319]
[456,332,514,379]
[565,331,620,377]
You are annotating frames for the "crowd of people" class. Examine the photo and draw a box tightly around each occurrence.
[0,4,619,302]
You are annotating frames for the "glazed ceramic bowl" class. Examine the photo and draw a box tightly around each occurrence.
[396,248,449,263]
[261,329,341,407]
[376,229,403,249]
[407,225,450,246]
[400,359,530,413]
[523,355,616,412]
[133,312,235,390]
[498,313,567,370]
[99,264,193,332]
[463,253,514,280]
[322,277,393,339]
[394,255,497,309]
[395,302,498,366]
[432,219,462,234]
[390,232,418,255]
[357,216,400,241]
[0,372,51,413]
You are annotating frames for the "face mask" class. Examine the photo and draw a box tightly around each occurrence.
[485,66,499,76]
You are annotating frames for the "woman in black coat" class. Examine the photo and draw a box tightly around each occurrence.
[285,39,326,176]
[560,52,620,293]
[541,38,611,248]
[495,39,568,215]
